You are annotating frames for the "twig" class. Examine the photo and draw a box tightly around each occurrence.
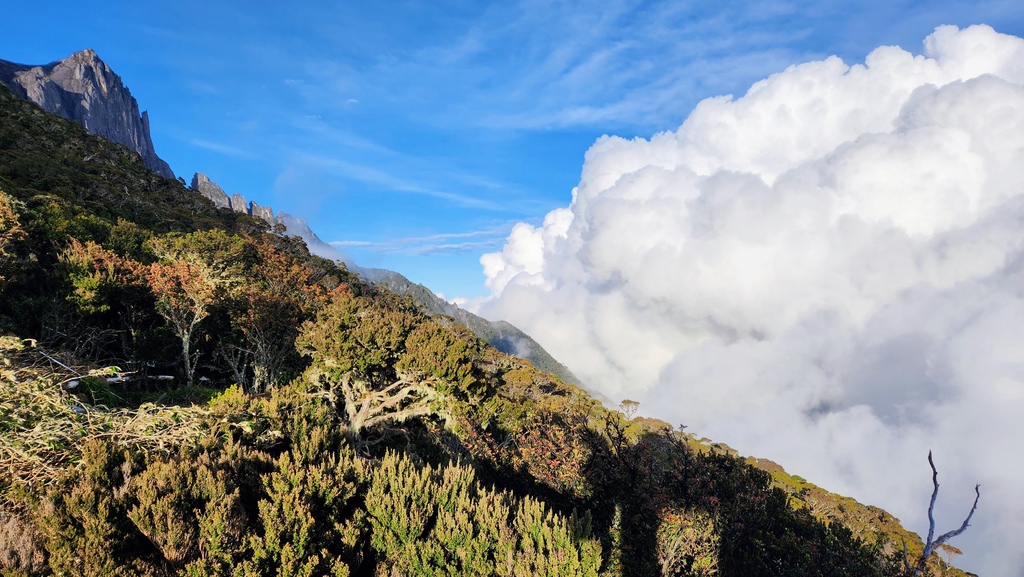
[33,349,81,376]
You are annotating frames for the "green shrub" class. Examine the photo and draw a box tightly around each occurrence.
[129,444,250,573]
[234,442,365,577]
[228,387,366,577]
[656,508,719,577]
[366,451,601,576]
[35,440,157,577]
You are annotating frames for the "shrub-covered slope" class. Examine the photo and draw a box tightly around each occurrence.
[361,266,589,394]
[0,83,969,576]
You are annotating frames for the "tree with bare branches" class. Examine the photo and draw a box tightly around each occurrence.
[906,451,980,576]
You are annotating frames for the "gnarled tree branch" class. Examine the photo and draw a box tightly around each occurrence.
[340,372,441,439]
[913,450,980,576]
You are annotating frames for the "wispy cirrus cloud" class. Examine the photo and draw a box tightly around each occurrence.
[292,154,504,210]
[331,0,825,132]
[188,137,259,159]
[287,0,1024,135]
[288,117,403,157]
[331,224,517,256]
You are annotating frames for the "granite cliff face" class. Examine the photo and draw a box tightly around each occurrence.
[190,173,231,209]
[191,173,324,246]
[0,48,174,179]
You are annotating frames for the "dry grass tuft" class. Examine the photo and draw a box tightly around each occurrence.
[0,337,209,497]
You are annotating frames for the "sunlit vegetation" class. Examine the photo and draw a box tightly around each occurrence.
[0,190,23,290]
[0,83,972,576]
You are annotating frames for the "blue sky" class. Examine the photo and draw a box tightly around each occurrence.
[3,0,1023,299]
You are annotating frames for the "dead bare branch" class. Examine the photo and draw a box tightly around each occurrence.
[913,451,981,576]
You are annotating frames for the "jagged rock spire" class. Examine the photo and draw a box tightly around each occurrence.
[190,172,276,223]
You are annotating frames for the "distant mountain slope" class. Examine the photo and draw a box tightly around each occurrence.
[360,266,594,396]
[0,49,173,179]
[272,211,593,394]
[188,171,590,394]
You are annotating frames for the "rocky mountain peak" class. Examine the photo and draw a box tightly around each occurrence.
[191,173,230,209]
[0,49,174,179]
[190,172,277,223]
[65,48,102,69]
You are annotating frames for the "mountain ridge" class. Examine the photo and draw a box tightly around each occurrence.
[188,169,590,393]
[360,265,593,393]
[0,48,174,179]
[191,172,275,222]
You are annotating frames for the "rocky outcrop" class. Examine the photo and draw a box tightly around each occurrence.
[191,172,278,223]
[0,49,174,178]
[190,173,230,209]
[249,201,274,222]
[228,193,248,214]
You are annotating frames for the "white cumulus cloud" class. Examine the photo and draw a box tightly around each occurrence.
[477,24,1024,576]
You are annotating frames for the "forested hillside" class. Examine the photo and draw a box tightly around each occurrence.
[0,84,968,576]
